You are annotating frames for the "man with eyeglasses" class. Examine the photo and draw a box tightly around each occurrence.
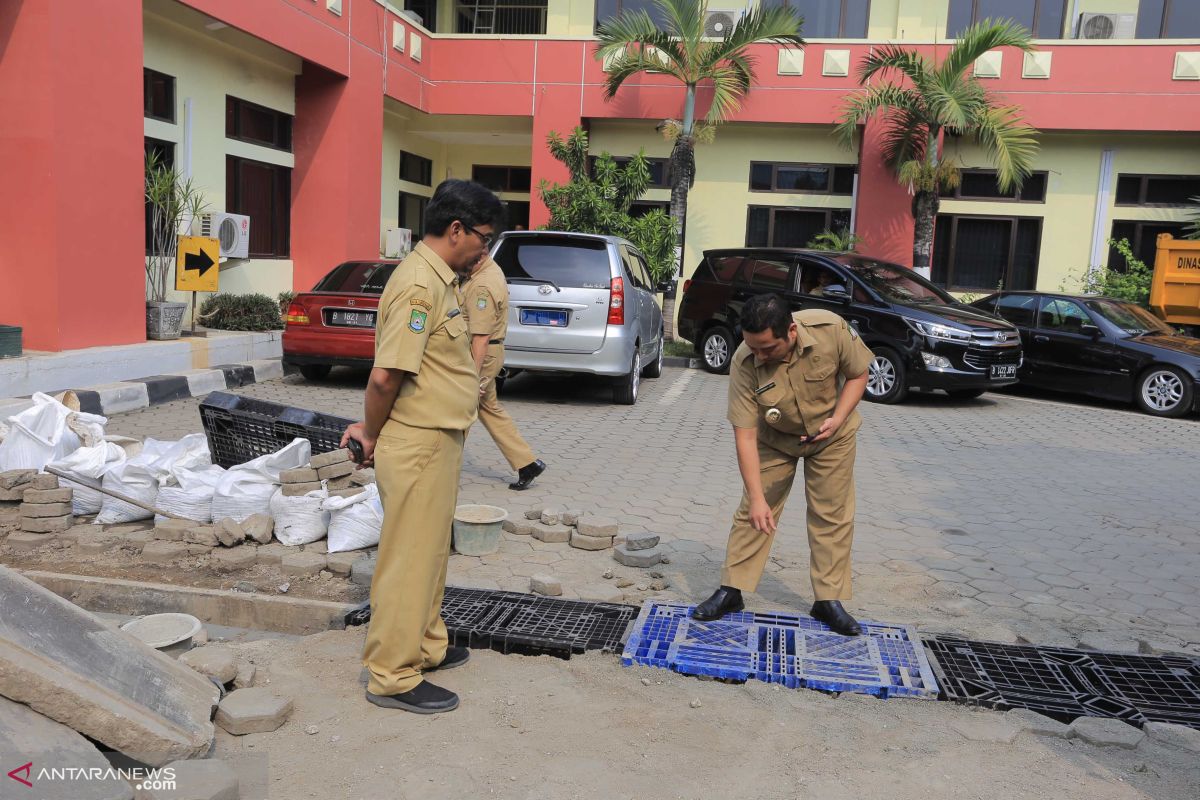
[342,179,504,714]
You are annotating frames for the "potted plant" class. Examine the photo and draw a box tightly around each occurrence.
[145,152,207,340]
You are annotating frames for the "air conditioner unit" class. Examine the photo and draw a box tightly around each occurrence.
[703,9,741,39]
[1075,12,1136,40]
[200,212,250,260]
[384,228,412,259]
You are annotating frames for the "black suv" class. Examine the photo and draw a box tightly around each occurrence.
[677,249,1022,403]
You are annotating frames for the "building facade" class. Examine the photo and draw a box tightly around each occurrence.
[2,0,1198,352]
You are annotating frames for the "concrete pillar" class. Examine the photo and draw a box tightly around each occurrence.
[853,118,918,268]
[529,43,585,229]
[0,0,145,352]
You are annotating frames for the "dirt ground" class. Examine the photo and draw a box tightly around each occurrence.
[212,628,1200,800]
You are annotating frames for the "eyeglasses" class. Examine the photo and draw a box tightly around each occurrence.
[464,224,496,248]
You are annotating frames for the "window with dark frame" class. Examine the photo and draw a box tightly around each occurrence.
[932,214,1042,291]
[144,138,175,253]
[745,206,852,248]
[226,155,292,258]
[1108,220,1189,271]
[225,96,293,152]
[472,165,532,193]
[399,151,433,186]
[749,162,857,195]
[399,191,429,236]
[1114,174,1200,207]
[588,155,671,189]
[503,200,531,230]
[595,0,669,32]
[946,0,1066,39]
[940,170,1048,202]
[630,200,669,219]
[1137,0,1200,39]
[758,0,870,38]
[144,69,176,123]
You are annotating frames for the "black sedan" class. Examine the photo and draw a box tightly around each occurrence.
[968,291,1200,417]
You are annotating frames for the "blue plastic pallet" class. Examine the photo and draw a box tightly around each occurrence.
[622,603,939,699]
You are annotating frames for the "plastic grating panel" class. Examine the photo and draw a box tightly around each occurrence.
[346,587,640,660]
[925,636,1200,730]
[199,391,354,467]
[622,603,939,698]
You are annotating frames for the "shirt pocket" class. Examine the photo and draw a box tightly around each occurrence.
[445,315,468,339]
[803,363,837,407]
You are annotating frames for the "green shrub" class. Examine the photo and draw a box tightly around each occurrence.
[1062,238,1153,307]
[277,290,296,313]
[199,293,285,331]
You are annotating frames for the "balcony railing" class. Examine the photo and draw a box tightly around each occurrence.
[455,2,547,35]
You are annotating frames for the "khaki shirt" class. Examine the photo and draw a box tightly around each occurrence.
[460,259,508,341]
[374,242,478,431]
[727,310,873,452]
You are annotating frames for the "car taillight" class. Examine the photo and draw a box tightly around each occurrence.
[285,302,310,325]
[682,279,692,294]
[607,277,624,325]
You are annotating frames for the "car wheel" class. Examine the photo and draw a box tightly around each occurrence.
[642,331,664,379]
[947,388,986,400]
[865,347,908,404]
[700,326,734,374]
[613,348,641,405]
[1135,365,1193,418]
[299,365,331,381]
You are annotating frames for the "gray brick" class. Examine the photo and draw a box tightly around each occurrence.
[613,544,662,568]
[531,522,570,543]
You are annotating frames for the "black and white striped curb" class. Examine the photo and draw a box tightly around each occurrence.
[0,359,283,419]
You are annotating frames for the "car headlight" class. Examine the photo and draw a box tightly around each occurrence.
[904,318,971,342]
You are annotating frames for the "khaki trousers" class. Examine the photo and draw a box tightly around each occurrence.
[362,421,464,695]
[720,422,859,601]
[475,343,535,470]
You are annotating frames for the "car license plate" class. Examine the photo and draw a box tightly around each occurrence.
[991,364,1017,380]
[328,310,376,328]
[520,309,569,327]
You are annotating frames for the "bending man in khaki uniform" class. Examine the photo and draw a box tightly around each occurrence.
[460,257,546,490]
[342,179,503,714]
[692,292,873,636]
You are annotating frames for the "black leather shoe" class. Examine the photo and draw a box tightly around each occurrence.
[366,681,459,714]
[810,600,862,636]
[691,586,744,621]
[424,646,470,672]
[508,459,546,491]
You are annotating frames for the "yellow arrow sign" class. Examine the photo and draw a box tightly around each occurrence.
[176,236,220,293]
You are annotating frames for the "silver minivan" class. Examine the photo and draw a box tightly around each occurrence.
[491,231,665,404]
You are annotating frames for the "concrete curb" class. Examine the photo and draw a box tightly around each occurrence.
[0,357,284,419]
[663,356,704,370]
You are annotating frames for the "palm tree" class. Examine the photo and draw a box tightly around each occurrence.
[596,0,804,340]
[835,20,1039,278]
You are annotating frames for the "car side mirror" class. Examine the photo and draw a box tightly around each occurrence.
[822,284,852,303]
[1080,324,1101,338]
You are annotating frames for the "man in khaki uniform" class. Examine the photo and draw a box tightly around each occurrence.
[692,292,873,635]
[460,256,546,490]
[342,179,503,714]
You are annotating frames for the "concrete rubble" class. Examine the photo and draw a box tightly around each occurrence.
[214,688,293,735]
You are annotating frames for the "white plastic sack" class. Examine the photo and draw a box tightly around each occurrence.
[47,442,127,515]
[211,439,311,524]
[269,486,329,546]
[322,484,383,553]
[0,393,106,472]
[95,434,210,524]
[155,464,226,524]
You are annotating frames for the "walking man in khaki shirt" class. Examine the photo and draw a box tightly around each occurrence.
[460,256,546,490]
[342,179,503,714]
[692,293,873,635]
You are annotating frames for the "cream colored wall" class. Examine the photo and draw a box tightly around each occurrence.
[143,12,299,307]
[940,133,1200,292]
[589,120,856,282]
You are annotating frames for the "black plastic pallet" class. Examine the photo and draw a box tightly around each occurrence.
[199,391,355,468]
[925,635,1200,730]
[345,587,640,660]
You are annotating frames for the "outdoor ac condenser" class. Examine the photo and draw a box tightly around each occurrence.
[200,212,251,260]
[1075,12,1136,40]
[703,9,742,38]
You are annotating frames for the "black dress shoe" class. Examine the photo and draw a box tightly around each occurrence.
[366,681,459,714]
[509,459,546,491]
[810,600,862,636]
[691,586,744,621]
[424,646,470,672]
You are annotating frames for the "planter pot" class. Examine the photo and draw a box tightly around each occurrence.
[0,325,21,358]
[146,301,187,340]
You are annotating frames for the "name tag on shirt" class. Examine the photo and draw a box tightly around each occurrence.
[753,381,776,396]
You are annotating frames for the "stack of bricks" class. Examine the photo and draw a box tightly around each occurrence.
[0,470,37,529]
[20,475,74,534]
[309,449,363,499]
[279,466,322,497]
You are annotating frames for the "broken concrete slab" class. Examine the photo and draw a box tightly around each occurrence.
[214,519,245,547]
[1005,709,1073,738]
[0,566,218,766]
[576,516,619,538]
[325,551,362,576]
[569,531,614,551]
[0,695,133,800]
[241,514,274,545]
[530,574,563,596]
[531,522,571,543]
[0,503,19,526]
[234,663,257,690]
[328,487,364,499]
[1143,721,1200,752]
[281,482,322,497]
[310,449,351,469]
[30,473,59,490]
[184,526,219,547]
[214,688,293,735]
[561,509,583,526]
[24,487,73,504]
[5,531,57,551]
[502,519,533,536]
[524,507,543,520]
[21,515,74,533]
[316,461,354,481]
[351,557,376,587]
[326,474,355,491]
[624,532,660,551]
[21,501,74,518]
[281,551,327,577]
[280,467,319,484]
[349,468,375,486]
[0,486,27,501]
[256,542,287,565]
[1070,717,1145,748]
[142,541,190,565]
[179,646,239,685]
[210,548,257,571]
[539,507,561,526]
[950,715,1019,744]
[0,469,36,489]
[613,544,663,568]
[134,759,239,800]
[154,519,193,542]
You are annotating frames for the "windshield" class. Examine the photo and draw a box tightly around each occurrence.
[1083,299,1174,336]
[839,258,955,306]
[313,262,397,294]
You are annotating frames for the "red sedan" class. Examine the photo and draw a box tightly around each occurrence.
[282,260,400,380]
